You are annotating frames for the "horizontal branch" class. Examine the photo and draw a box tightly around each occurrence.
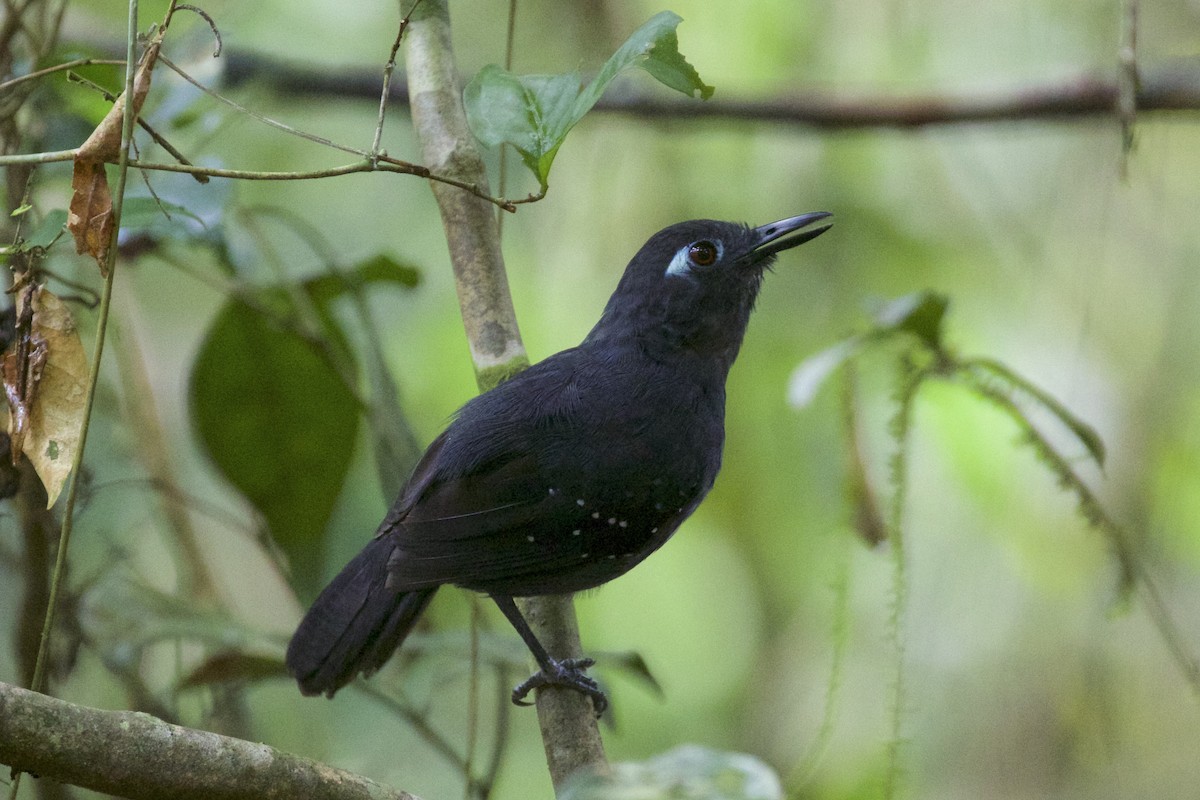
[0,150,517,210]
[221,51,1200,129]
[0,682,420,800]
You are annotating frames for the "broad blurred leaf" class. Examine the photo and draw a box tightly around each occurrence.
[303,253,424,499]
[23,209,69,250]
[465,11,712,191]
[179,651,289,689]
[562,745,783,800]
[302,253,421,306]
[871,290,948,348]
[189,299,359,597]
[83,575,275,660]
[788,336,865,408]
[119,196,209,240]
[598,649,663,696]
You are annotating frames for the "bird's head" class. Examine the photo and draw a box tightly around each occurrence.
[586,213,832,368]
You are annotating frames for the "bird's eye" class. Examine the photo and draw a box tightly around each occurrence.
[688,241,719,266]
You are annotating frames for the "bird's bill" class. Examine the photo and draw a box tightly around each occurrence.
[750,212,833,259]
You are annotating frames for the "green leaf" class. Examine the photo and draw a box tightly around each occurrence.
[301,253,423,499]
[597,649,663,697]
[562,745,783,800]
[179,652,290,689]
[870,291,949,348]
[118,196,217,254]
[189,299,360,598]
[120,196,207,232]
[24,210,69,250]
[464,11,711,191]
[966,356,1107,467]
[302,253,421,307]
[583,11,714,106]
[788,336,866,408]
[84,575,276,659]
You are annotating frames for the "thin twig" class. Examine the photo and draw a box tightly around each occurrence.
[174,3,222,57]
[13,4,150,797]
[495,0,517,233]
[372,0,422,161]
[218,50,1200,127]
[66,70,208,182]
[157,52,369,157]
[0,57,126,92]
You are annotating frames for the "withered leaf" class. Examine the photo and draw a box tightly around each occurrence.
[2,287,89,507]
[67,162,114,269]
[68,40,162,273]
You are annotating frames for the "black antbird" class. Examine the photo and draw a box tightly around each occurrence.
[286,212,833,711]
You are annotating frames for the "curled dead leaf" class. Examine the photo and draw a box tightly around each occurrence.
[1,287,89,507]
[67,162,114,270]
[68,39,161,273]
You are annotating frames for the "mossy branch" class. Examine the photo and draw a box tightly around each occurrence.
[0,682,420,800]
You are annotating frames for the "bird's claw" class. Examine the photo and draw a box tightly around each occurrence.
[512,657,608,715]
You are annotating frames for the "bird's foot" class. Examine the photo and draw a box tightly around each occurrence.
[512,657,608,715]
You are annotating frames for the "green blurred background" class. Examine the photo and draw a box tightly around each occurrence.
[3,0,1200,798]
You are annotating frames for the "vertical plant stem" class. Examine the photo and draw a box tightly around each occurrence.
[12,7,140,800]
[402,0,608,791]
[403,0,525,385]
[28,0,139,700]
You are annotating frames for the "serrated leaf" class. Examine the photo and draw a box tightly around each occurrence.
[464,11,711,191]
[871,291,949,348]
[189,299,359,598]
[787,336,865,408]
[464,67,579,189]
[584,11,713,106]
[968,357,1107,467]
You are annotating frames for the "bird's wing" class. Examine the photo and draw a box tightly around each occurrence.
[376,354,706,594]
[382,438,692,594]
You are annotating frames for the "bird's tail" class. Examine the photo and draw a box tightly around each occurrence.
[286,536,436,697]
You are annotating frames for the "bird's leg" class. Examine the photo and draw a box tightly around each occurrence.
[490,595,608,714]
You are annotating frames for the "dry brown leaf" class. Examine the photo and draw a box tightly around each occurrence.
[68,40,162,273]
[1,287,89,507]
[67,162,115,270]
[1,312,47,461]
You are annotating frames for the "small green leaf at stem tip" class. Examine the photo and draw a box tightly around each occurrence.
[464,11,712,192]
[11,203,33,217]
[870,291,949,349]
